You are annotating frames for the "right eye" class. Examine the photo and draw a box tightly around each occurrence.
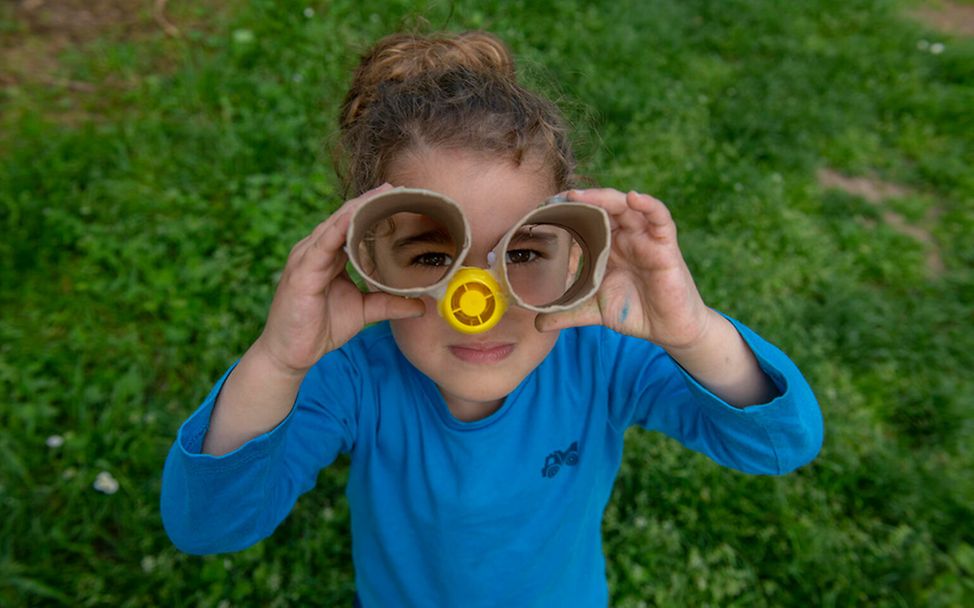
[506,249,540,265]
[410,252,454,267]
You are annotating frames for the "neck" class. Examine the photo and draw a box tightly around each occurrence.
[442,392,504,422]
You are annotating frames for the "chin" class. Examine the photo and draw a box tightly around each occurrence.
[389,312,558,411]
[437,371,523,404]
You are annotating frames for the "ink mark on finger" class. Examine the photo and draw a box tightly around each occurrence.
[619,300,630,324]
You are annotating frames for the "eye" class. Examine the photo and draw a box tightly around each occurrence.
[410,252,454,267]
[506,249,540,264]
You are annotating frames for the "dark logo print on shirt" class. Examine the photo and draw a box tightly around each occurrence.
[541,441,579,478]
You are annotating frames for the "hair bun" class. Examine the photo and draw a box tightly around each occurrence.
[342,31,516,127]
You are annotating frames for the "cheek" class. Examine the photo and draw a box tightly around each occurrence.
[502,306,554,343]
[510,311,560,364]
[507,258,574,306]
[390,297,442,347]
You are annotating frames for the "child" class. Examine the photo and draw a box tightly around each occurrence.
[162,31,822,606]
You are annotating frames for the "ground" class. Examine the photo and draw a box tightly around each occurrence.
[0,0,222,92]
[908,0,974,36]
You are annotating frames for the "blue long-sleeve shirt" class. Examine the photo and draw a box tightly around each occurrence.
[161,316,822,607]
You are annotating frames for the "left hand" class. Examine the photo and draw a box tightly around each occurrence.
[535,188,715,349]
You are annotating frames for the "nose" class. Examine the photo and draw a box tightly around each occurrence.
[439,267,509,334]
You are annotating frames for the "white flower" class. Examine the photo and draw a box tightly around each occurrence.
[930,43,945,55]
[267,571,282,592]
[232,29,255,45]
[303,7,315,18]
[93,471,119,495]
[46,435,64,448]
[141,555,157,573]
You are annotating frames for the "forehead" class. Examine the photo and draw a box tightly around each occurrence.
[385,148,556,246]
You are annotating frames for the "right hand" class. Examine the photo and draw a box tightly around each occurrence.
[254,183,426,376]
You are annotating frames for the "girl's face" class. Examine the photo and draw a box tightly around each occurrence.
[384,147,562,421]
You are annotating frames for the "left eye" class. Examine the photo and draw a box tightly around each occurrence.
[506,249,539,264]
[411,252,454,267]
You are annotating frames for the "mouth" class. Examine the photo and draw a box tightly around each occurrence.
[448,342,515,364]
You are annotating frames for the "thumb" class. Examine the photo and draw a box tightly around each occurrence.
[534,299,602,332]
[362,292,427,324]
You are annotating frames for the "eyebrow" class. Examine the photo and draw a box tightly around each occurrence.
[508,227,561,246]
[392,228,454,251]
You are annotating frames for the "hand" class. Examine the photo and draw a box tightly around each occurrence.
[255,183,426,375]
[535,188,714,349]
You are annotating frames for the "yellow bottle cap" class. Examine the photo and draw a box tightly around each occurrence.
[439,268,507,334]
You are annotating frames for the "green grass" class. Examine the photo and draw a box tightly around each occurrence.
[2,0,972,605]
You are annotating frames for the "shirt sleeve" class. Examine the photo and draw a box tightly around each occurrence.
[602,314,823,475]
[160,349,361,555]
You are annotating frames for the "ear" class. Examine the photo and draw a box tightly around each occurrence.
[567,240,583,288]
[356,241,378,279]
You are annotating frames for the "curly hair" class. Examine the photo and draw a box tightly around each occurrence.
[333,31,577,197]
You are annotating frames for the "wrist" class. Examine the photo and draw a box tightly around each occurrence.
[251,335,311,380]
[659,305,717,353]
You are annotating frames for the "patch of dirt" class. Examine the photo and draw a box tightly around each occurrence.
[0,0,232,133]
[0,0,219,93]
[2,1,152,89]
[907,1,974,37]
[817,168,913,204]
[13,0,145,40]
[817,168,945,277]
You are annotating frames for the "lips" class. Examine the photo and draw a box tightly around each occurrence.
[448,342,515,364]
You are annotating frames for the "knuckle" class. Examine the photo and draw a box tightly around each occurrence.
[286,241,307,264]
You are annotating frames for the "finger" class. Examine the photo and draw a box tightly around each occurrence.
[312,209,355,254]
[306,181,397,258]
[625,191,674,228]
[564,188,628,213]
[330,182,396,218]
[534,298,602,332]
[280,220,352,291]
[290,211,354,278]
[566,188,647,233]
[292,182,397,260]
[287,232,316,263]
[362,292,427,324]
[566,188,669,218]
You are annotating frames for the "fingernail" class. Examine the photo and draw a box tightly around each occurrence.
[407,297,426,318]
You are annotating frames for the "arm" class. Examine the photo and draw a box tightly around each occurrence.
[538,188,822,472]
[201,340,306,455]
[537,189,778,407]
[199,183,423,456]
[662,308,778,408]
[600,319,822,475]
[162,184,423,553]
[161,354,360,554]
